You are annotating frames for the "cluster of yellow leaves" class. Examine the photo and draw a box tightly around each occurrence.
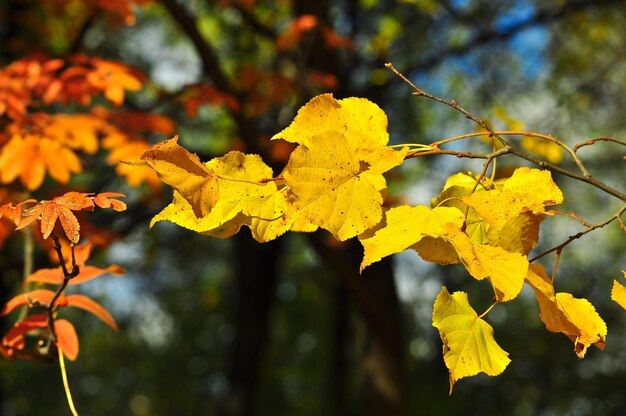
[140,94,407,243]
[141,94,618,393]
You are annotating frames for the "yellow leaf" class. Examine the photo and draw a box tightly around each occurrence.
[431,171,542,255]
[412,236,460,265]
[151,151,291,242]
[463,167,563,230]
[441,225,528,302]
[140,136,218,218]
[525,264,607,358]
[271,94,389,152]
[358,205,464,271]
[611,271,626,310]
[521,137,563,164]
[432,287,510,394]
[284,131,402,241]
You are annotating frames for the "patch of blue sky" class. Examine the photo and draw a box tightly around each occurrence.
[494,1,536,32]
[509,26,551,80]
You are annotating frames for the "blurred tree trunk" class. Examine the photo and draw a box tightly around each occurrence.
[220,233,282,416]
[309,235,405,416]
[355,247,404,416]
[294,0,406,412]
[330,282,350,416]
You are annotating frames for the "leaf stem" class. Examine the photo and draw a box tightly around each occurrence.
[58,346,79,416]
[478,302,497,319]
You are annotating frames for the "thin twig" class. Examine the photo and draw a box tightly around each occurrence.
[529,204,626,262]
[385,62,509,148]
[573,137,626,153]
[387,64,626,201]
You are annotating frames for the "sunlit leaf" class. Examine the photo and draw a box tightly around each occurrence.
[54,319,79,361]
[66,295,118,331]
[611,271,626,310]
[432,287,510,394]
[525,264,607,357]
[1,289,56,316]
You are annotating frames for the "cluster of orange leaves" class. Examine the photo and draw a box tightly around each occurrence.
[0,55,176,191]
[0,192,127,361]
[276,15,352,50]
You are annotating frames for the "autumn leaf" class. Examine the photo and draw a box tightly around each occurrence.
[284,131,399,241]
[271,94,390,153]
[611,271,626,310]
[93,192,127,211]
[432,170,544,255]
[138,136,219,217]
[25,264,126,286]
[271,95,407,241]
[54,319,79,361]
[525,264,607,358]
[360,204,527,301]
[0,133,82,190]
[2,314,48,351]
[1,289,56,315]
[442,225,528,302]
[87,58,144,106]
[521,137,563,164]
[151,151,290,242]
[65,295,118,331]
[358,205,465,271]
[16,192,126,243]
[432,287,510,394]
[463,167,563,230]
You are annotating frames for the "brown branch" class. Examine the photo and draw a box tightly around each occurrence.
[47,235,80,343]
[385,63,508,149]
[529,204,626,262]
[159,0,236,96]
[388,64,626,202]
[573,137,626,153]
[414,0,622,73]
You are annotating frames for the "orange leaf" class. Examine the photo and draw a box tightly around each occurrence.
[40,202,58,240]
[24,267,64,285]
[56,206,81,243]
[54,192,94,211]
[93,192,127,211]
[3,314,48,349]
[54,319,79,361]
[66,295,118,330]
[69,264,127,285]
[1,289,56,315]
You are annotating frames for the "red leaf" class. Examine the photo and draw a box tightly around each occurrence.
[1,289,56,316]
[3,314,48,348]
[54,319,79,361]
[66,294,118,331]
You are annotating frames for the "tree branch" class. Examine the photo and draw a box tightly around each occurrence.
[159,0,236,96]
[415,0,622,73]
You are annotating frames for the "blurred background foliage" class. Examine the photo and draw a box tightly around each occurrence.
[1,0,625,415]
